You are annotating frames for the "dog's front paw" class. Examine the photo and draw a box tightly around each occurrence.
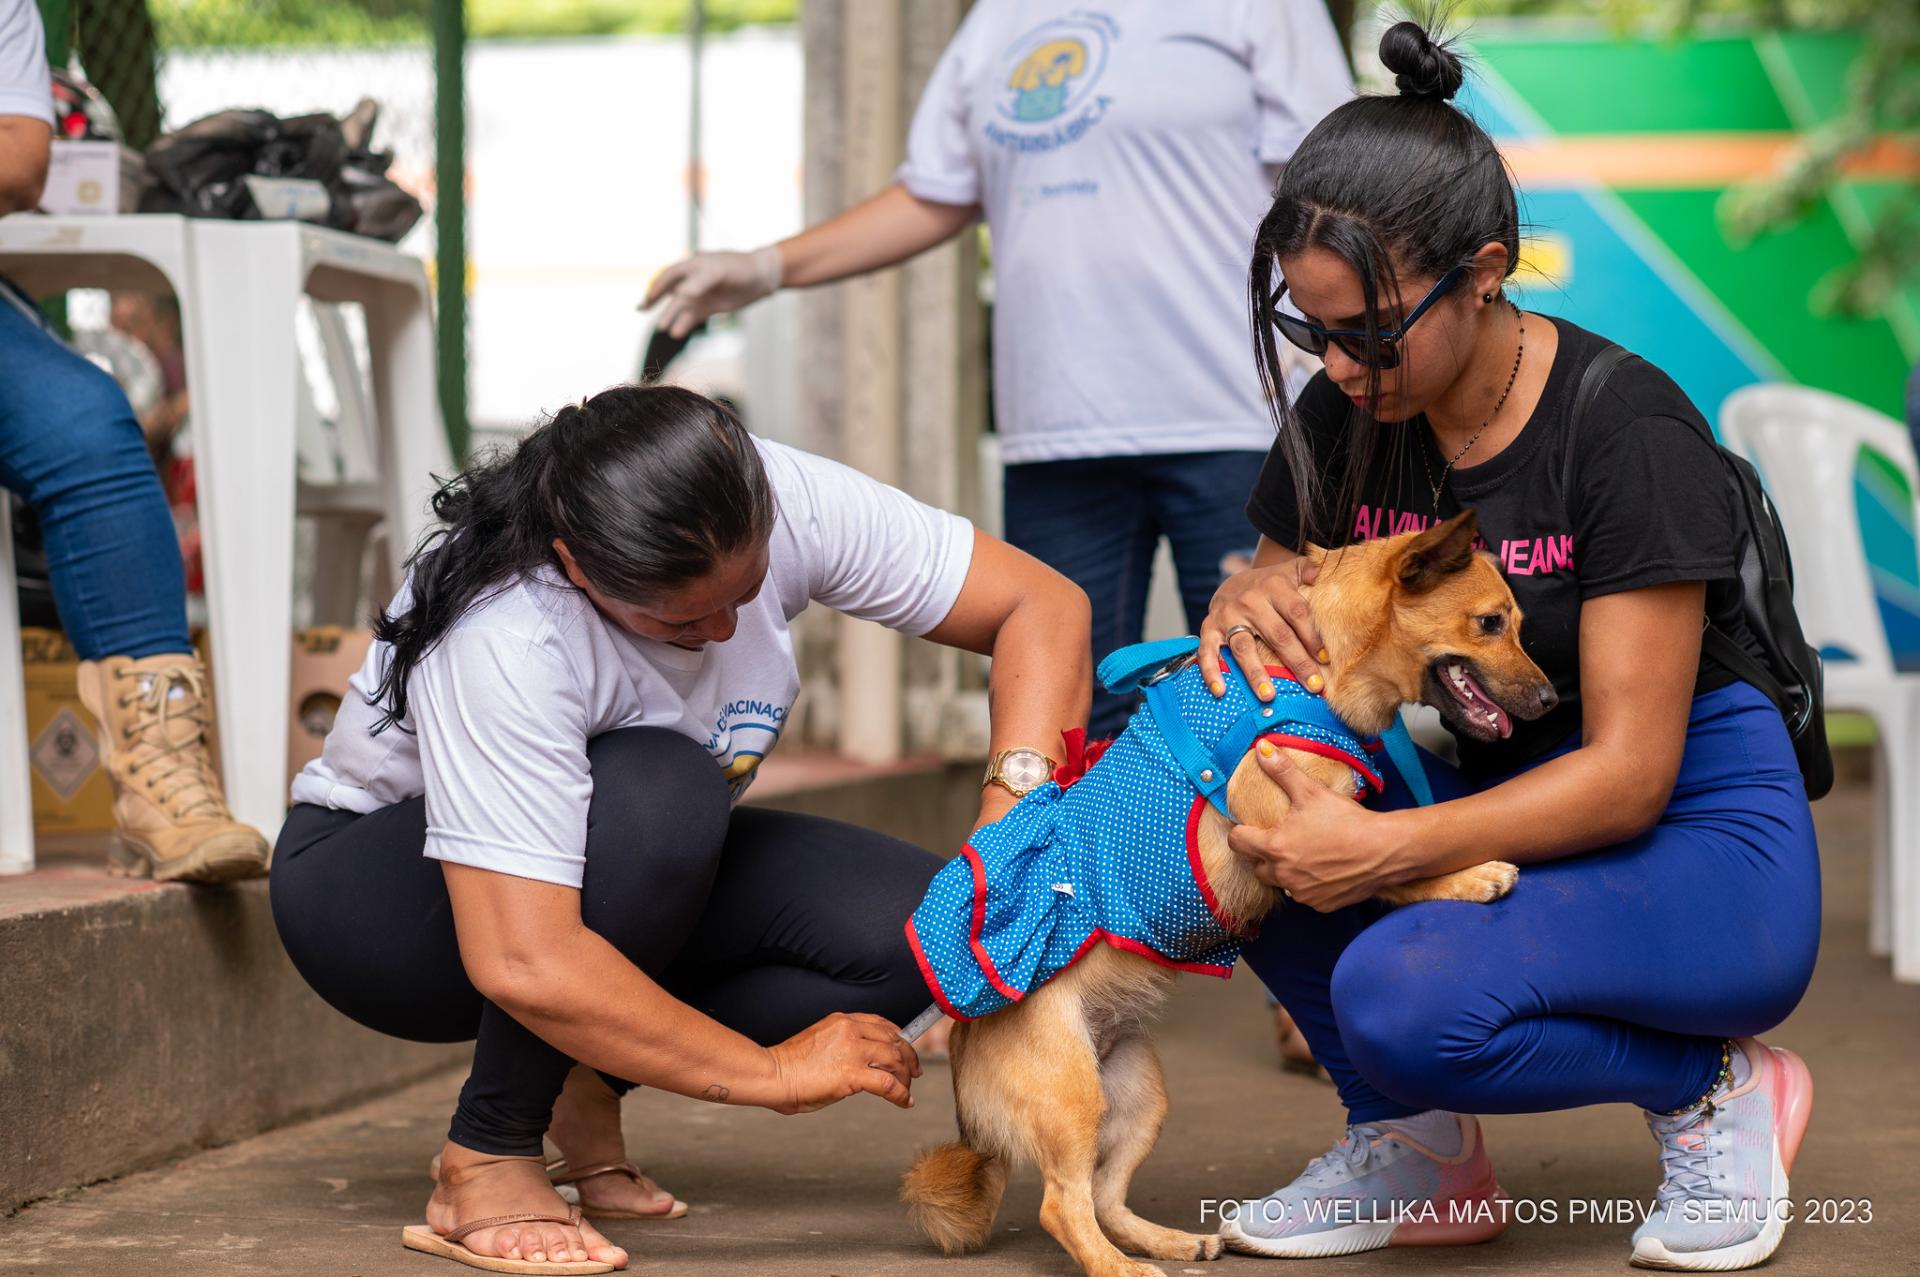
[1457,860,1518,902]
[1436,860,1520,902]
[1136,1232,1223,1262]
[1377,860,1519,907]
[1113,1224,1224,1262]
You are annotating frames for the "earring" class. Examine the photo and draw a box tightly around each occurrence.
[1482,292,1495,303]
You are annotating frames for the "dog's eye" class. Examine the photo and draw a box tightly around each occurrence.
[1475,613,1505,636]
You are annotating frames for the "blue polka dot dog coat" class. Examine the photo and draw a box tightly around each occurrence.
[906,637,1434,1021]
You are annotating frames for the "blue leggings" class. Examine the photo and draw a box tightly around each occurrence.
[1243,681,1820,1121]
[0,279,190,661]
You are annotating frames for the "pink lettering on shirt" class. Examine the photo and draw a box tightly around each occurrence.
[1497,533,1575,576]
[1349,507,1571,578]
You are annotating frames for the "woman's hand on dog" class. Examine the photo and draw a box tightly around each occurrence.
[1227,742,1408,912]
[1201,555,1325,700]
[764,1012,923,1114]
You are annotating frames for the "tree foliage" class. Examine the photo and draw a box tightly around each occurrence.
[150,0,430,47]
[148,0,800,46]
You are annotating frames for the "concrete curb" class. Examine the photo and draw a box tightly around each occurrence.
[0,877,464,1213]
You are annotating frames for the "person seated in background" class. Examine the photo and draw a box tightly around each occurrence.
[110,289,190,458]
[0,0,267,882]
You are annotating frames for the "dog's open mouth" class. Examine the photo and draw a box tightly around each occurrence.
[1429,658,1513,741]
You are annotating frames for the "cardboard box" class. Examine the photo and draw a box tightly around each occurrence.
[288,627,374,786]
[22,628,115,834]
[40,140,120,215]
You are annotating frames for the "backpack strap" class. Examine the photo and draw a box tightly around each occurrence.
[1556,344,1801,728]
[1559,343,1636,497]
[1700,625,1795,724]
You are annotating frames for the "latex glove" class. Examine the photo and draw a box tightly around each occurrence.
[643,245,784,339]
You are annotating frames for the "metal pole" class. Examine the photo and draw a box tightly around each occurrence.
[37,0,68,62]
[687,0,704,253]
[432,0,470,463]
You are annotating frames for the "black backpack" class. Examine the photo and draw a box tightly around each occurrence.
[1563,345,1834,800]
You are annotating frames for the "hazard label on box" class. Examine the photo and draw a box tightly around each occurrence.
[31,706,99,800]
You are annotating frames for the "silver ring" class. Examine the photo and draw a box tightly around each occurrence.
[1224,624,1256,642]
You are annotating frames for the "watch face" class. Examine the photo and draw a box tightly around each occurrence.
[1003,750,1051,790]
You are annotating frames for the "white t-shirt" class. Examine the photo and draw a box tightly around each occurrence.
[0,0,53,126]
[290,439,975,888]
[899,0,1351,465]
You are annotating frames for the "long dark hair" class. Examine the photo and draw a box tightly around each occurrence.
[368,383,776,731]
[1249,17,1521,549]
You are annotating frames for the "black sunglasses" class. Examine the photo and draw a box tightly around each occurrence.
[1269,266,1468,370]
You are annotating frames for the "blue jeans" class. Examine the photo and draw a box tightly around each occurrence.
[1004,450,1268,737]
[0,279,190,660]
[1242,682,1821,1122]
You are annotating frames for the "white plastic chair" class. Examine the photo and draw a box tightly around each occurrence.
[1720,384,1920,982]
[0,217,198,875]
[0,214,450,856]
[0,495,30,874]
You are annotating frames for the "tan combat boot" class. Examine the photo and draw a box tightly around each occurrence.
[76,653,270,883]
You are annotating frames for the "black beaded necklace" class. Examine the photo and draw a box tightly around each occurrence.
[1421,299,1525,510]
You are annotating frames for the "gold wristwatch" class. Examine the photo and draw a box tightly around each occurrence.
[982,747,1056,799]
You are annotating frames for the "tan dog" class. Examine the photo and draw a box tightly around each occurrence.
[901,511,1556,1277]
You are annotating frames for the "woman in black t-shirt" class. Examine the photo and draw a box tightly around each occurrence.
[1205,23,1819,1274]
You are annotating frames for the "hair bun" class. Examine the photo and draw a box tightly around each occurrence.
[1379,20,1464,102]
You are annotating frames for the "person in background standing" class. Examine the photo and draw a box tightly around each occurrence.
[646,0,1353,738]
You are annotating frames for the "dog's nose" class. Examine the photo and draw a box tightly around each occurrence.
[1536,684,1559,713]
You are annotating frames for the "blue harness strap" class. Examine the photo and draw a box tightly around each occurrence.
[1376,715,1435,808]
[1141,677,1237,818]
[1097,636,1203,695]
[1099,637,1435,818]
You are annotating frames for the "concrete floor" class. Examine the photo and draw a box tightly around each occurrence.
[4,787,1915,1277]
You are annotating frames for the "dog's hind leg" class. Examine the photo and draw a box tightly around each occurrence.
[1092,1032,1224,1263]
[1008,999,1161,1277]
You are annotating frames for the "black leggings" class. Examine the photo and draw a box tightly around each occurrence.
[270,727,943,1156]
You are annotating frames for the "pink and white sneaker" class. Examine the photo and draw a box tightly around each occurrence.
[1631,1037,1814,1271]
[1219,1113,1509,1258]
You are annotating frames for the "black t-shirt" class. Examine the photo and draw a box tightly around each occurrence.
[1246,316,1758,779]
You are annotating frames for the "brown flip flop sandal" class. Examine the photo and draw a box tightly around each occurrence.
[548,1159,690,1221]
[402,1204,614,1274]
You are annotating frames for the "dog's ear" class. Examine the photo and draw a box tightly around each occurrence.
[1396,510,1480,594]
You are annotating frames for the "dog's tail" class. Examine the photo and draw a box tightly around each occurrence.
[901,1140,1007,1254]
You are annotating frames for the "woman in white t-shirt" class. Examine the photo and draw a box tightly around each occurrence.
[271,384,1090,1273]
[646,0,1352,736]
